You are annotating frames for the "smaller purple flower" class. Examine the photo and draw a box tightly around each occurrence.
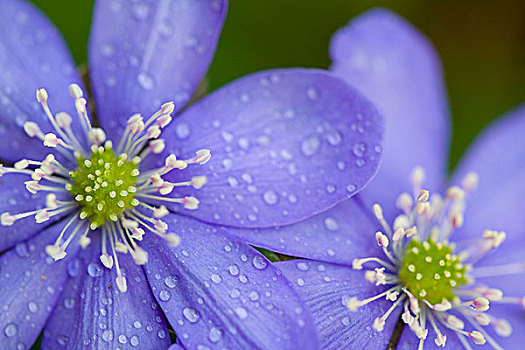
[232,8,525,349]
[0,1,385,349]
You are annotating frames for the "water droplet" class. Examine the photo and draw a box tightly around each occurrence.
[327,249,336,256]
[157,330,166,339]
[342,317,351,326]
[230,288,241,298]
[183,308,199,323]
[352,143,366,157]
[164,276,177,288]
[4,323,17,337]
[27,302,38,313]
[16,343,26,350]
[130,335,139,347]
[175,123,190,139]
[241,173,253,184]
[374,145,382,153]
[118,335,128,344]
[235,307,248,319]
[324,217,339,231]
[297,278,305,286]
[296,262,309,271]
[306,87,319,100]
[252,256,268,270]
[355,158,365,167]
[137,72,155,90]
[132,3,150,20]
[133,321,142,329]
[222,159,233,169]
[64,298,75,309]
[326,130,342,146]
[102,330,113,342]
[159,290,171,302]
[301,135,321,156]
[211,274,222,283]
[346,184,357,193]
[208,327,222,343]
[14,243,30,258]
[100,44,114,57]
[237,137,250,149]
[228,264,240,276]
[249,291,260,301]
[67,258,80,277]
[87,262,104,277]
[262,190,278,205]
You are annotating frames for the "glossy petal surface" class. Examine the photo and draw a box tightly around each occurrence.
[156,69,384,228]
[0,174,70,252]
[0,0,83,163]
[330,9,450,220]
[277,260,397,350]
[89,0,227,141]
[142,213,319,350]
[225,197,378,265]
[42,237,170,350]
[0,220,79,349]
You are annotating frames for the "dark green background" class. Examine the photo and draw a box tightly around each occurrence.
[30,0,525,169]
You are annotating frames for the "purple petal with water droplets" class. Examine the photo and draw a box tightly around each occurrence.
[225,197,380,266]
[141,213,319,350]
[0,220,80,349]
[0,173,70,252]
[89,0,227,141]
[277,259,398,350]
[152,68,384,228]
[42,235,170,350]
[0,0,84,163]
[330,8,450,220]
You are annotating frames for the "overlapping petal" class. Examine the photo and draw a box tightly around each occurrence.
[330,8,450,220]
[89,0,227,141]
[225,197,378,265]
[42,236,170,350]
[155,69,384,228]
[0,220,80,349]
[141,213,319,350]
[0,0,84,163]
[277,260,397,350]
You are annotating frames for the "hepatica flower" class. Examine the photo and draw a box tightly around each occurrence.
[228,9,525,349]
[0,1,385,349]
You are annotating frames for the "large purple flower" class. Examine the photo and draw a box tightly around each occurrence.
[0,1,385,349]
[230,9,525,349]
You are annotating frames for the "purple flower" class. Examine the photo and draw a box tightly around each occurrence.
[0,1,385,349]
[233,9,525,349]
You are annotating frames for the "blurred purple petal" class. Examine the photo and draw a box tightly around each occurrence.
[89,0,227,141]
[156,69,384,228]
[142,213,319,350]
[277,260,397,350]
[42,236,170,350]
[330,8,450,220]
[0,220,80,349]
[0,0,84,163]
[226,197,378,265]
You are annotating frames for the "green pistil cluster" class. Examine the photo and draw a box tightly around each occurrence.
[67,144,139,229]
[399,238,468,305]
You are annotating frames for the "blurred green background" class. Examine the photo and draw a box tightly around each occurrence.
[30,0,525,169]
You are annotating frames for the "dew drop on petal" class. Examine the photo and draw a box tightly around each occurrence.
[208,327,222,343]
[183,308,199,323]
[252,256,267,270]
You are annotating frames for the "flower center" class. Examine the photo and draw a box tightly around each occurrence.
[0,83,211,292]
[68,144,139,230]
[399,238,468,304]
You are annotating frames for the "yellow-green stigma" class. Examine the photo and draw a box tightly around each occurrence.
[399,238,468,304]
[67,142,139,230]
